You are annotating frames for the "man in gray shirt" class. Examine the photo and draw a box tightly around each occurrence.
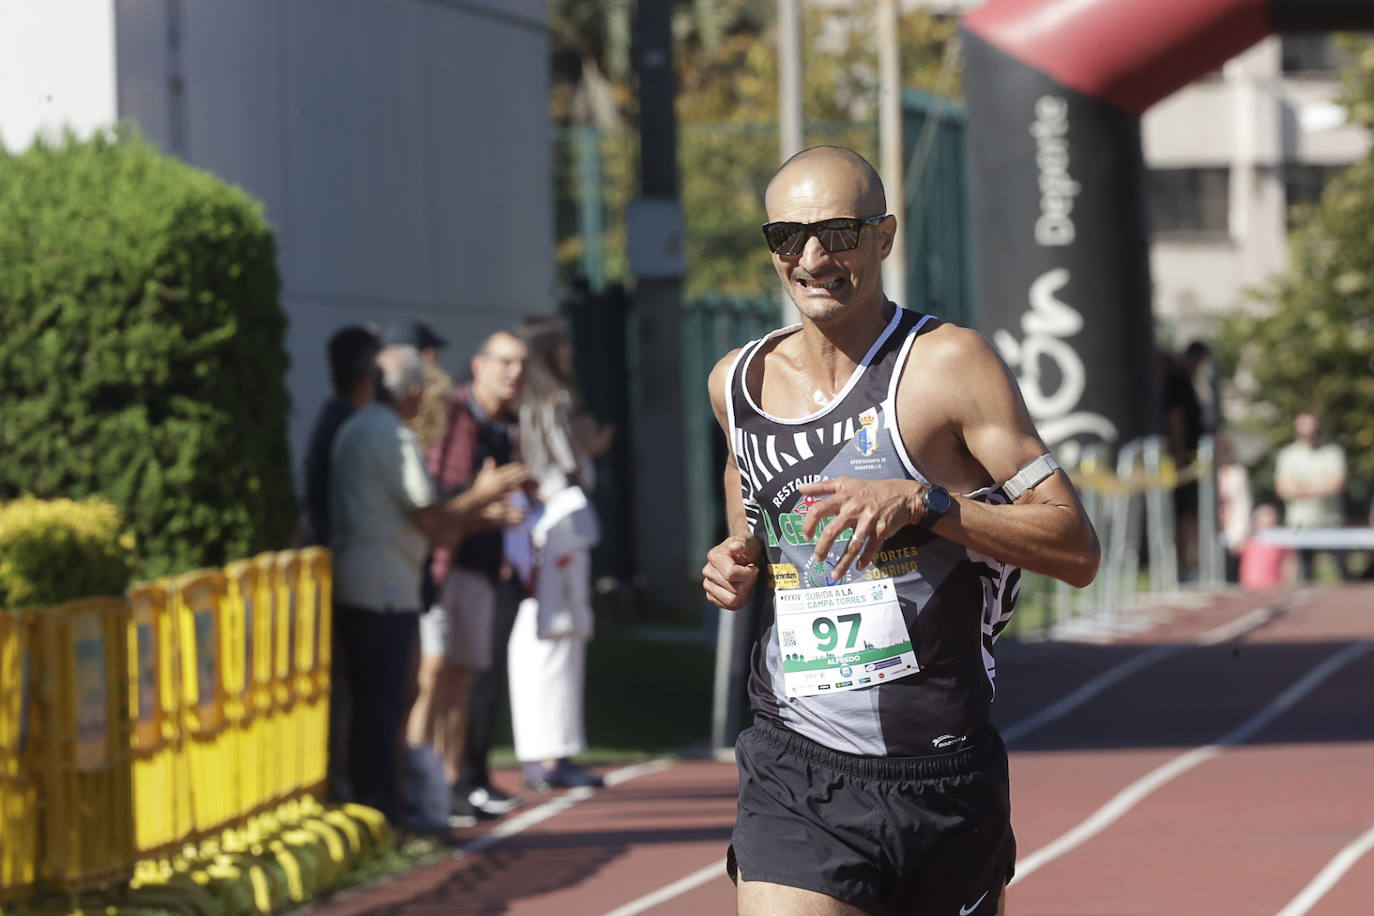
[330,344,525,821]
[1274,412,1348,580]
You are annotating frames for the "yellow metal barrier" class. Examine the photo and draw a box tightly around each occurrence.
[0,610,38,900]
[126,581,195,858]
[252,552,288,807]
[297,546,332,796]
[267,552,305,803]
[174,569,242,835]
[3,550,343,907]
[36,597,136,891]
[1070,452,1205,499]
[224,557,273,817]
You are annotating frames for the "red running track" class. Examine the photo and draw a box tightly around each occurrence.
[307,582,1374,915]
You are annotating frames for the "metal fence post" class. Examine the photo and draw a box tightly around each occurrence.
[1196,434,1222,588]
[1142,436,1179,596]
[1113,438,1146,612]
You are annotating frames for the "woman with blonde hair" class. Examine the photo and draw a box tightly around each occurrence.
[505,314,614,790]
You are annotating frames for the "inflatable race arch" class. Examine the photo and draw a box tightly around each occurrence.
[960,0,1374,462]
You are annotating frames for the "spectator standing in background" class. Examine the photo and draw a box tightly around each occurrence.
[385,321,454,452]
[1161,340,1211,582]
[412,331,530,824]
[1216,433,1253,584]
[507,315,614,791]
[300,324,380,802]
[303,325,381,548]
[1239,503,1295,590]
[1365,497,1374,580]
[386,320,457,614]
[1274,412,1348,581]
[330,344,520,826]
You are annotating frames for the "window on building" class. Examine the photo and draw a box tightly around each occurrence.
[1281,35,1362,75]
[1147,167,1230,236]
[1283,164,1343,228]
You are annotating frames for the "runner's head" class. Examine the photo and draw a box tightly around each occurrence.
[763,147,895,323]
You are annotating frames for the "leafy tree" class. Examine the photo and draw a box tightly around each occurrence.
[1215,38,1374,512]
[550,1,962,298]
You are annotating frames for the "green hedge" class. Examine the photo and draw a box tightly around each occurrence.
[0,128,295,578]
[0,497,136,609]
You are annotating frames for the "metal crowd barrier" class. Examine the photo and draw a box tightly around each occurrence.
[271,552,305,804]
[0,548,339,902]
[127,580,195,858]
[298,546,333,797]
[1023,434,1217,642]
[177,568,241,836]
[34,597,138,891]
[0,610,38,901]
[224,556,273,818]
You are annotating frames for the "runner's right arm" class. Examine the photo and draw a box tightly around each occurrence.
[702,350,763,612]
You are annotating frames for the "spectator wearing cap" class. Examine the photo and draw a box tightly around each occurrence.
[384,321,454,452]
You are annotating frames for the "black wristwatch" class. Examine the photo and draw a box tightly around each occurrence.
[920,484,951,527]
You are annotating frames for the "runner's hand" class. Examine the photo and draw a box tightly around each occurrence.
[702,535,763,611]
[797,477,927,581]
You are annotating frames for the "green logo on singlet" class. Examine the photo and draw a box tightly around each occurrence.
[760,511,854,549]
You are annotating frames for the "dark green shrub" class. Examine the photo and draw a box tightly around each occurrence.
[0,128,295,577]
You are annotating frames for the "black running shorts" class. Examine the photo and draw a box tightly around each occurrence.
[727,719,1015,916]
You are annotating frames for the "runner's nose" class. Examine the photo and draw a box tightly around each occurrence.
[797,233,833,272]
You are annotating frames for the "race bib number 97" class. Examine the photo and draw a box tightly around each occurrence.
[775,578,918,697]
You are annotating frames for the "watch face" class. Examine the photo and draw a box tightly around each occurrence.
[927,486,951,514]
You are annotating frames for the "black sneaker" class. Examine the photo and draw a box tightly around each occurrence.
[524,759,603,791]
[451,791,497,824]
[468,783,524,816]
[552,759,604,789]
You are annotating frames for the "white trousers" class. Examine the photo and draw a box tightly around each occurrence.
[507,595,589,763]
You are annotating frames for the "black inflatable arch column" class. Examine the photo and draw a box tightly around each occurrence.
[960,0,1374,463]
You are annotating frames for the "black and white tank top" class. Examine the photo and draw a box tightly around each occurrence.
[728,306,1019,756]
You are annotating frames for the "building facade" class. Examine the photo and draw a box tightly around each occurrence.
[1144,35,1371,344]
[1,0,555,490]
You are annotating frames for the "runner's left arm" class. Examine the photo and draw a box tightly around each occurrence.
[801,326,1099,587]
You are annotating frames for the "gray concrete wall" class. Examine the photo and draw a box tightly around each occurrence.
[106,0,556,488]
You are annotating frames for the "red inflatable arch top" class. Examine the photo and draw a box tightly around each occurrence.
[965,0,1374,116]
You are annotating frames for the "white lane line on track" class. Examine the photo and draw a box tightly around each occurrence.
[601,860,727,916]
[457,757,674,856]
[1195,602,1289,646]
[603,757,676,787]
[1010,640,1374,886]
[1274,821,1374,916]
[1002,598,1291,747]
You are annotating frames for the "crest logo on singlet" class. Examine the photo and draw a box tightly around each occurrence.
[853,408,880,457]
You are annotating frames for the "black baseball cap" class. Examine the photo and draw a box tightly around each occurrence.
[382,320,448,351]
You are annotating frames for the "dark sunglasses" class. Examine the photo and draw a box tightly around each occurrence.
[761,214,888,255]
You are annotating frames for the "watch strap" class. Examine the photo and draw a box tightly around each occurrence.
[1000,454,1061,503]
